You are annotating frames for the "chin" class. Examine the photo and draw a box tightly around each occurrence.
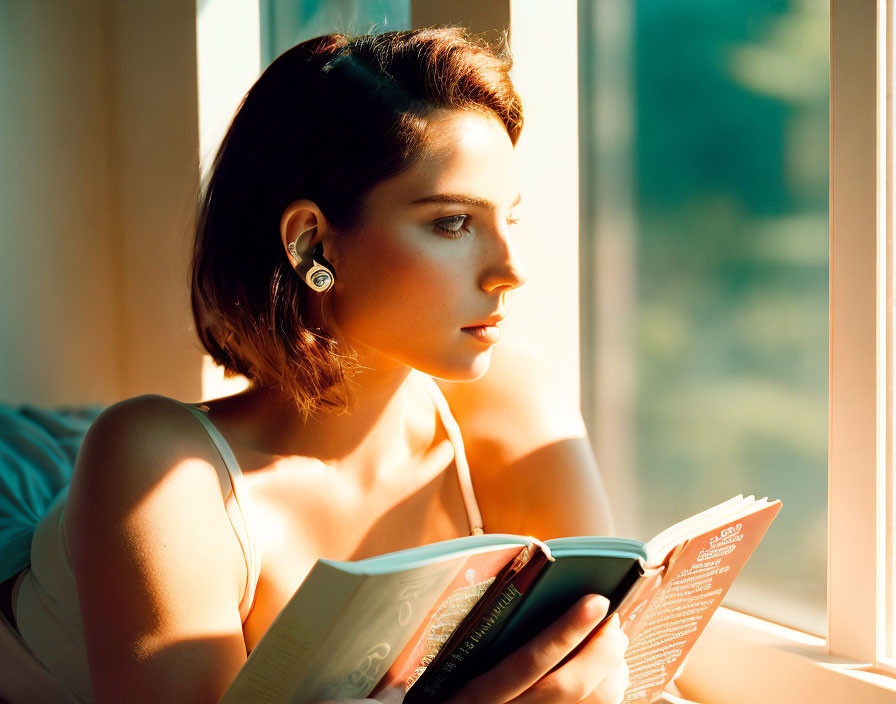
[417,348,494,383]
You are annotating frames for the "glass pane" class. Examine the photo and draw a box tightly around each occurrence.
[260,0,411,65]
[580,0,829,634]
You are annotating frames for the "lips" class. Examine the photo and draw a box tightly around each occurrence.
[461,325,501,344]
[460,311,504,345]
[465,314,505,328]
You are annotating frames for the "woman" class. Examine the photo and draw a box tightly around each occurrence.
[2,27,624,703]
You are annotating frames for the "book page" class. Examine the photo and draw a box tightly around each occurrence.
[646,496,778,565]
[615,565,665,636]
[622,500,781,703]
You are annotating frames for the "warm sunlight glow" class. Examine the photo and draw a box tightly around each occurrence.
[201,355,250,399]
[197,0,261,177]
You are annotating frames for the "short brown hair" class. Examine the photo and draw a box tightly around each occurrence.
[190,27,524,415]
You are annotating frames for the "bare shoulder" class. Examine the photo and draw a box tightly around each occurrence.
[67,394,228,512]
[436,346,615,539]
[65,394,249,702]
[66,392,246,586]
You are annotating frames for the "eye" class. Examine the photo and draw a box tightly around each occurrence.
[506,215,520,226]
[433,215,471,238]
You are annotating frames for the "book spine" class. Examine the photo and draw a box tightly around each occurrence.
[404,545,551,704]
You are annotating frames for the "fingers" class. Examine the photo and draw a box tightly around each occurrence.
[512,614,629,704]
[580,658,629,704]
[449,594,611,704]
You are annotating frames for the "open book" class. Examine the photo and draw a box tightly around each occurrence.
[220,495,781,704]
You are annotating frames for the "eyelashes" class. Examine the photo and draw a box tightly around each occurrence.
[432,214,521,239]
[433,215,470,238]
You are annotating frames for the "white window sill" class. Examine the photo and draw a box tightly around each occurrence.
[668,607,896,704]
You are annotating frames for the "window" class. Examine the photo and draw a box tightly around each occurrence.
[259,0,409,66]
[579,0,828,635]
[665,1,896,700]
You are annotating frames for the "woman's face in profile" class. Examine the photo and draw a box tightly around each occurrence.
[328,109,527,381]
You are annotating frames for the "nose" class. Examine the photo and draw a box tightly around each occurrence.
[479,230,529,293]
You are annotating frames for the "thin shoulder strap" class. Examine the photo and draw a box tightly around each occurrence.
[416,374,484,536]
[177,402,261,621]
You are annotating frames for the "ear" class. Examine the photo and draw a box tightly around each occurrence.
[280,200,331,266]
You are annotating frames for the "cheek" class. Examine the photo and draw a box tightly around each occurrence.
[334,227,470,337]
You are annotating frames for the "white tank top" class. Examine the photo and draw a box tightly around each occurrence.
[6,372,483,702]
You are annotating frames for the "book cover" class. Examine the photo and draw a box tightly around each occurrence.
[404,549,646,703]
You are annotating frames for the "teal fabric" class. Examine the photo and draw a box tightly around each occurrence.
[0,404,104,582]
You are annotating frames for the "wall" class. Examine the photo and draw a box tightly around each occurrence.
[0,0,203,406]
[0,0,122,405]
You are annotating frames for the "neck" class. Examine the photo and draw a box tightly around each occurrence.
[242,355,434,478]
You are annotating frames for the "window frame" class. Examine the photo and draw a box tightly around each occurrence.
[668,0,896,700]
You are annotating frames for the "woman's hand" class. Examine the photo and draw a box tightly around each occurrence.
[447,594,629,704]
[316,595,627,704]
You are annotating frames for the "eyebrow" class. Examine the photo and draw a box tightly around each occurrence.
[410,192,523,210]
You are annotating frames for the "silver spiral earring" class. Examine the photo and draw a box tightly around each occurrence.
[288,227,334,293]
[305,261,334,292]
